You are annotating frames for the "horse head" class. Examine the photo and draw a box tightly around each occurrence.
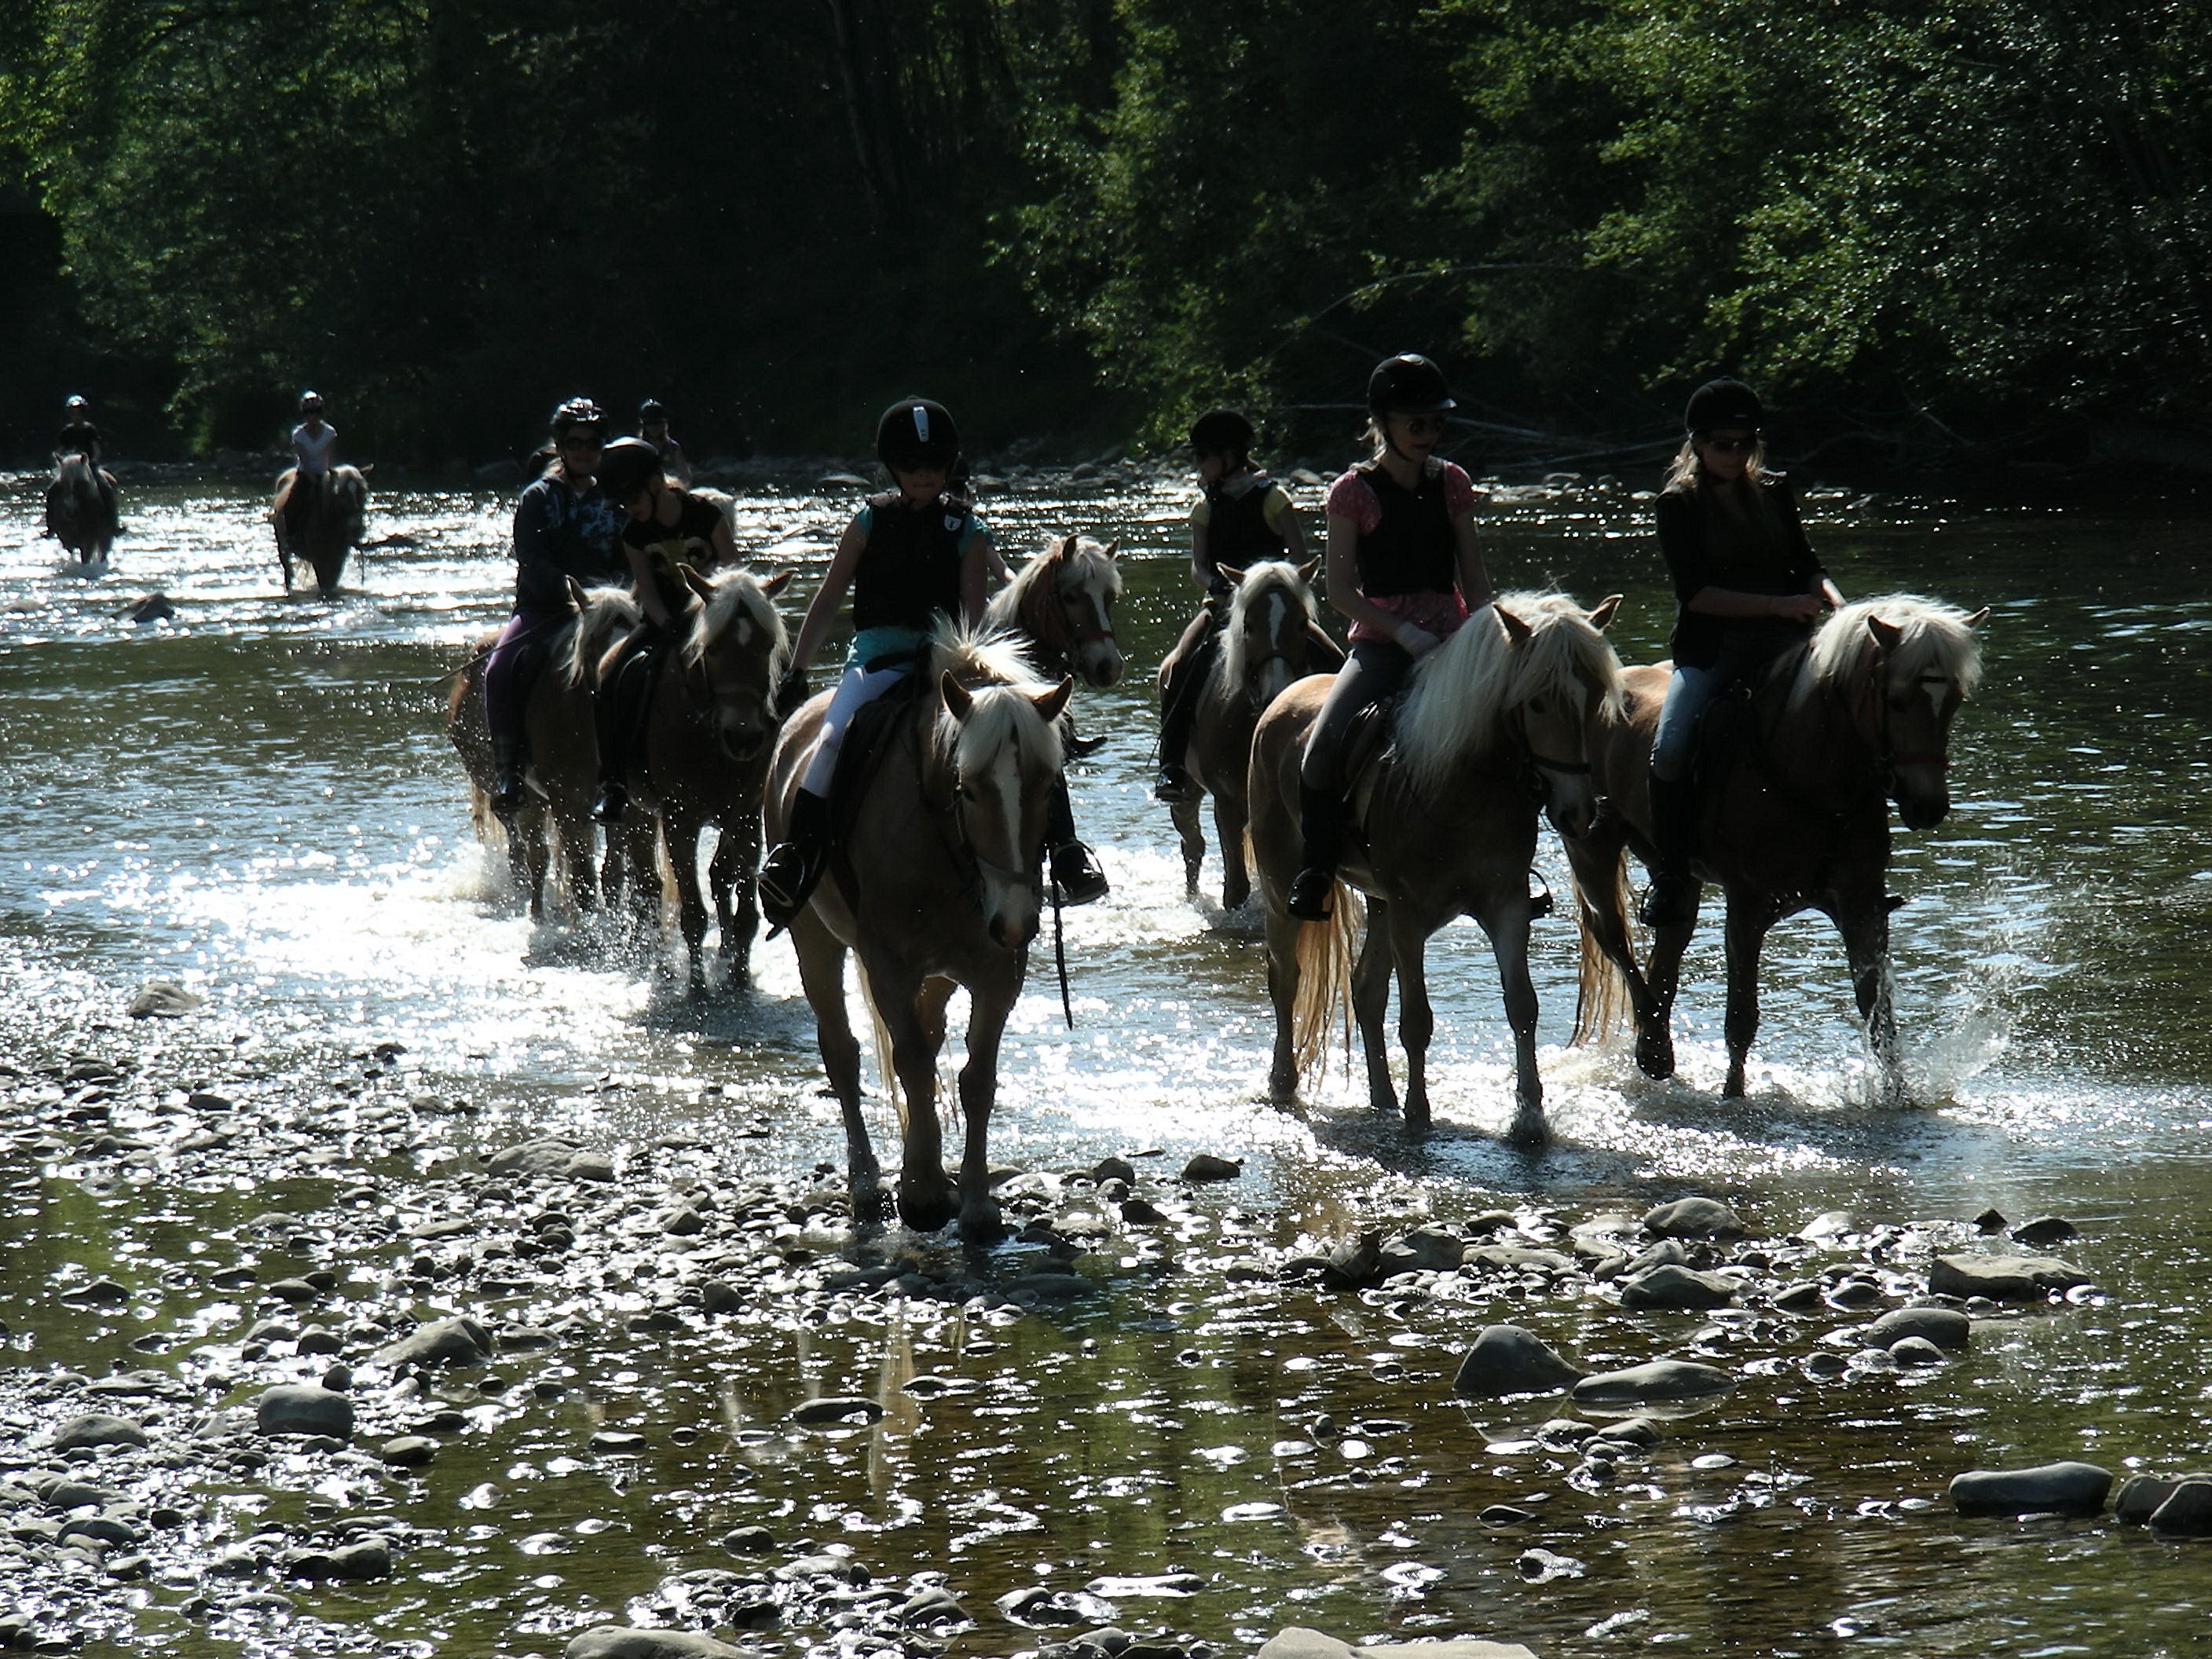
[680,565,793,764]
[1024,535,1124,689]
[1218,558,1324,716]
[1816,598,1986,830]
[937,668,1073,950]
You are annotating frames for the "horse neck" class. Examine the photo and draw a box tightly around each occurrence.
[1765,655,1884,804]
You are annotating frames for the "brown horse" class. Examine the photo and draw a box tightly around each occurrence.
[1568,594,1986,1103]
[276,466,369,595]
[984,534,1125,689]
[1162,558,1339,909]
[591,566,793,990]
[764,626,1073,1237]
[1250,592,1624,1144]
[46,453,118,566]
[447,588,632,922]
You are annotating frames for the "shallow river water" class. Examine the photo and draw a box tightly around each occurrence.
[2,464,2210,1657]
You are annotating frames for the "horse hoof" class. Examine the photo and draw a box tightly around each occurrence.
[958,1205,1007,1245]
[1635,1035,1675,1079]
[895,1185,958,1234]
[1507,1108,1551,1149]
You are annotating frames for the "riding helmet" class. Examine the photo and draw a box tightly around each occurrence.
[551,396,606,439]
[595,436,666,504]
[1189,408,1257,456]
[1366,353,1456,417]
[1684,378,1763,434]
[639,397,667,422]
[64,394,89,410]
[876,397,960,471]
[298,390,324,412]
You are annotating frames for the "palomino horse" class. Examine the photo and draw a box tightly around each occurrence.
[276,466,369,595]
[448,587,632,922]
[591,566,793,991]
[984,534,1125,689]
[1568,594,1985,1103]
[765,626,1074,1238]
[46,453,117,566]
[1250,592,1624,1144]
[1163,558,1339,909]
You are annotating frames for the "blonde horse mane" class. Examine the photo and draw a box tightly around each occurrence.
[561,587,641,687]
[1793,594,1985,710]
[925,620,1064,775]
[680,566,790,679]
[1220,560,1320,692]
[1393,591,1625,799]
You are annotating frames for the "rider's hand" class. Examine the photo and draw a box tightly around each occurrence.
[1772,593,1823,624]
[1393,621,1441,657]
[775,668,808,718]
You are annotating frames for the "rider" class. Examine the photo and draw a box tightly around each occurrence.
[758,397,1108,927]
[637,398,694,488]
[56,394,119,518]
[1154,407,1311,804]
[280,391,338,543]
[1285,353,1492,921]
[1639,378,1844,928]
[481,397,627,816]
[588,436,740,823]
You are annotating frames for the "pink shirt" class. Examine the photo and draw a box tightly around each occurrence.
[1325,460,1478,644]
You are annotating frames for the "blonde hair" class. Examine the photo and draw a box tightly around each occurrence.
[1664,434,1771,492]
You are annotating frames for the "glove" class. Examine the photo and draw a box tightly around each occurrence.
[775,668,808,717]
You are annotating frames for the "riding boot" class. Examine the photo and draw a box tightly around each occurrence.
[591,644,643,824]
[1046,778,1109,906]
[1154,619,1215,805]
[489,734,526,820]
[1286,783,1342,921]
[1637,775,1700,929]
[760,789,832,930]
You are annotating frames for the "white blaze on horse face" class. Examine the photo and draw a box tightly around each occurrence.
[1255,591,1293,708]
[964,721,1043,949]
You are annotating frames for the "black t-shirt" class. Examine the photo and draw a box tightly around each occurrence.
[622,494,727,613]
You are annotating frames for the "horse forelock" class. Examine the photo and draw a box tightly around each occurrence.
[927,621,1046,691]
[562,587,640,687]
[1799,594,1984,709]
[1059,536,1123,604]
[1221,562,1315,690]
[936,682,1064,784]
[683,569,789,676]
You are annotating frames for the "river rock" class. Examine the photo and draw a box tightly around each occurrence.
[1356,1635,1542,1659]
[1796,1210,1858,1241]
[379,1436,438,1467]
[1862,1306,1971,1351]
[1949,1460,2111,1517]
[127,980,201,1019]
[2011,1216,2079,1248]
[1382,1226,1467,1275]
[52,1413,148,1452]
[1451,1325,1583,1397]
[1181,1153,1242,1182]
[895,1586,968,1626]
[123,593,176,623]
[2115,1472,2212,1524]
[255,1386,354,1441]
[566,1628,749,1659]
[1643,1197,1747,1239]
[1256,1633,1356,1659]
[1929,1254,2090,1300]
[1888,1335,1947,1367]
[377,1316,495,1368]
[2148,1480,2212,1536]
[1571,1361,1734,1406]
[788,1396,885,1426]
[1619,1265,1738,1310]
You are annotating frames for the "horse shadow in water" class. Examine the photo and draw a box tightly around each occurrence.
[276,465,370,595]
[1567,594,1987,1107]
[46,453,119,567]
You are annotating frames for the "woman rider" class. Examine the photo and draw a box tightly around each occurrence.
[588,435,739,823]
[760,397,1108,927]
[1287,353,1492,921]
[1639,378,1844,928]
[482,397,627,816]
[1154,407,1317,804]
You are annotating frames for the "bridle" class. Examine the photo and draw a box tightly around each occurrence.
[1019,555,1116,657]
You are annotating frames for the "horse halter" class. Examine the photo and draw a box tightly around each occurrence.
[1020,556,1115,654]
[1853,657,1960,779]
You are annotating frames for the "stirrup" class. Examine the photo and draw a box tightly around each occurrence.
[591,783,627,826]
[1049,842,1109,907]
[1637,874,1697,931]
[760,841,822,932]
[1154,766,1196,806]
[1286,866,1335,922]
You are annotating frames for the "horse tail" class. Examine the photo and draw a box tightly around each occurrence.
[1290,883,1363,1083]
[853,958,905,1126]
[1570,848,1633,1046]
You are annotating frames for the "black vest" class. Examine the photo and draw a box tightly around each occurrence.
[851,491,969,633]
[1205,474,1290,566]
[1353,460,1455,598]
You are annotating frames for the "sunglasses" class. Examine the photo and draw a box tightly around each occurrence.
[1397,415,1448,437]
[1701,434,1758,455]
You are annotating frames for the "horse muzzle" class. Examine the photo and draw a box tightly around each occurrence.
[1076,643,1125,690]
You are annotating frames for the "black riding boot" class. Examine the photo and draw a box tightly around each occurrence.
[1286,782,1342,921]
[1046,778,1109,906]
[760,789,832,930]
[591,641,650,824]
[1155,621,1218,805]
[489,734,526,820]
[1638,775,1700,929]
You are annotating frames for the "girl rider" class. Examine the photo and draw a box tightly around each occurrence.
[482,397,628,816]
[588,436,738,824]
[1286,353,1492,921]
[278,390,337,546]
[759,397,1108,927]
[1639,378,1844,928]
[1155,407,1314,804]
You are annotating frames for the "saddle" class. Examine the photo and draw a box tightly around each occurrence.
[826,665,931,848]
[1332,691,1404,803]
[1688,648,1804,793]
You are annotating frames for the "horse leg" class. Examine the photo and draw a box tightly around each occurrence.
[709,809,764,986]
[1720,891,1778,1097]
[1641,919,1694,1082]
[1350,902,1397,1115]
[1214,792,1251,911]
[516,802,549,924]
[879,965,956,1232]
[1836,894,1904,1105]
[1170,797,1206,897]
[794,911,885,1220]
[1385,908,1437,1130]
[1264,909,1302,1101]
[665,809,710,993]
[954,974,1019,1242]
[1482,899,1547,1146]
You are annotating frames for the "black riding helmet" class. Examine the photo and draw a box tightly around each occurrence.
[639,397,667,423]
[595,436,665,504]
[1189,408,1256,456]
[877,397,959,471]
[1685,378,1763,434]
[1366,353,1456,418]
[551,396,606,441]
[298,390,324,413]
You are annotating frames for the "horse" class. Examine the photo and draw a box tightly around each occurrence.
[447,586,633,923]
[764,624,1074,1238]
[591,566,793,991]
[276,465,369,595]
[984,534,1125,689]
[1162,558,1337,909]
[1249,592,1625,1144]
[1567,594,1986,1104]
[46,453,118,566]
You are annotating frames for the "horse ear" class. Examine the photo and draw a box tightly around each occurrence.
[1865,614,1905,654]
[1297,557,1321,585]
[680,563,713,601]
[1963,606,1990,629]
[1046,537,1071,564]
[1214,562,1246,588]
[940,671,974,720]
[760,569,794,597]
[1495,604,1533,643]
[565,576,588,610]
[1588,593,1623,631]
[1033,676,1075,725]
[1101,538,1120,561]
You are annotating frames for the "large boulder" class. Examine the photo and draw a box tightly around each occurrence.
[1928,1254,2089,1301]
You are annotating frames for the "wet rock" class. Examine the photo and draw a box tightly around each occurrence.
[1643,1197,1746,1240]
[2115,1472,2212,1525]
[1771,1280,1822,1311]
[1181,1153,1242,1183]
[60,1277,131,1307]
[1822,1277,1884,1309]
[1463,1243,1577,1275]
[1255,1628,1356,1659]
[788,1396,885,1426]
[1450,1325,1583,1397]
[566,1628,749,1659]
[1949,1460,2111,1518]
[1796,1210,1857,1241]
[1862,1306,1972,1351]
[377,1316,495,1368]
[998,1585,1089,1626]
[255,1385,354,1441]
[52,1413,148,1452]
[127,981,201,1019]
[1888,1335,1948,1367]
[590,1431,648,1452]
[284,1539,392,1580]
[1570,1361,1734,1406]
[1282,1231,1383,1291]
[1972,1207,2007,1233]
[1514,1547,1585,1583]
[721,1525,777,1555]
[1093,1155,1137,1185]
[2148,1481,2212,1536]
[1620,1265,1738,1311]
[1928,1254,2090,1301]
[1005,1272,1097,1301]
[2012,1216,2080,1248]
[1381,1226,1466,1275]
[379,1436,438,1467]
[895,1586,968,1626]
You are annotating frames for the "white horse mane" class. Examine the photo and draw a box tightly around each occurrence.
[682,566,789,677]
[1793,593,1983,709]
[1393,591,1624,797]
[1221,560,1318,690]
[561,586,640,687]
[927,620,1063,775]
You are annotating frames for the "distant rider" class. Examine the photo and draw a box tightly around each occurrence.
[638,398,694,488]
[279,391,338,545]
[56,394,120,518]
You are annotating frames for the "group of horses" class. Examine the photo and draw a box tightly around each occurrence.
[446,524,1984,1241]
